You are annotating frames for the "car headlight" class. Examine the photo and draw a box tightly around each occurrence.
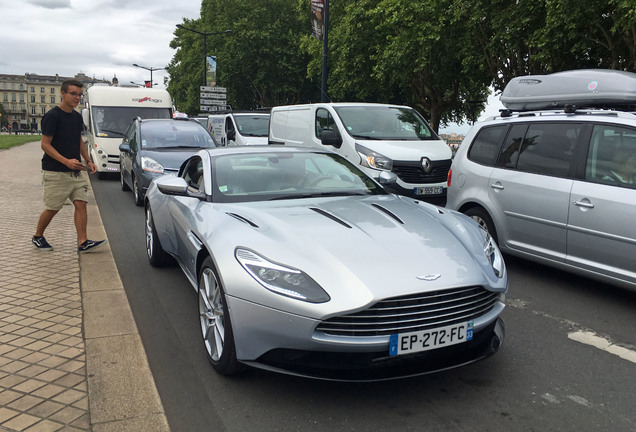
[355,144,393,170]
[481,230,504,278]
[141,156,164,174]
[235,248,330,303]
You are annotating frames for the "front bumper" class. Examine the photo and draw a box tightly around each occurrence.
[227,295,505,381]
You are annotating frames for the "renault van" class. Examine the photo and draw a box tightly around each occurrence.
[268,103,452,204]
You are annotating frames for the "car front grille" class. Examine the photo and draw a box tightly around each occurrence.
[316,286,500,337]
[391,159,451,184]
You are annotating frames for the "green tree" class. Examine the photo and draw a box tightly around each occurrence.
[303,0,491,131]
[168,0,319,115]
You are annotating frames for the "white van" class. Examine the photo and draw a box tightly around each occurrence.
[82,85,173,178]
[268,103,452,203]
[207,111,270,146]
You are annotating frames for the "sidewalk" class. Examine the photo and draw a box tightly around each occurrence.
[0,141,169,432]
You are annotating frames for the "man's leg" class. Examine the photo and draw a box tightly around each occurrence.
[73,200,88,245]
[35,209,59,237]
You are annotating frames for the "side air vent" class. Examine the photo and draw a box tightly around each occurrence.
[226,212,259,228]
[371,204,404,224]
[309,207,352,228]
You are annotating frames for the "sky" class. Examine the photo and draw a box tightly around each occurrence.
[0,0,503,134]
[0,0,201,88]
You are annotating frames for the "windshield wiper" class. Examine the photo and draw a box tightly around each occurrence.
[100,129,125,137]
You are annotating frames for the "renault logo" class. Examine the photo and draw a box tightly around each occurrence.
[421,157,433,174]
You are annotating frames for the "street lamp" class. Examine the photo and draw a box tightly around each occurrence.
[132,64,167,88]
[176,25,232,86]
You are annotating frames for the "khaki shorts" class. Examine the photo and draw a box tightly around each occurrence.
[42,170,89,211]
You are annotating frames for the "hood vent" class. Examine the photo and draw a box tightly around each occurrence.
[371,203,404,224]
[309,207,352,228]
[226,212,259,228]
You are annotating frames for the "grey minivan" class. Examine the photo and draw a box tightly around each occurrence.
[447,70,636,292]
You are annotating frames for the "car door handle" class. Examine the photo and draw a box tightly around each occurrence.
[490,182,504,190]
[574,200,594,209]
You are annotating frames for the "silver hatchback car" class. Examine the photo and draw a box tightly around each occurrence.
[447,70,636,292]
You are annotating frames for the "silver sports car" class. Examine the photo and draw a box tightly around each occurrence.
[144,146,507,381]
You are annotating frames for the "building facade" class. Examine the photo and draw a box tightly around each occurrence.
[0,72,112,131]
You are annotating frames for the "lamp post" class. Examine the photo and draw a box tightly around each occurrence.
[176,25,232,86]
[132,64,167,88]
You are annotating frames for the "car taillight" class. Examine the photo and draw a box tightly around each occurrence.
[447,168,452,187]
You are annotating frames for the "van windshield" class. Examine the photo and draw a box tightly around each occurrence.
[92,106,172,138]
[234,115,270,137]
[333,106,438,141]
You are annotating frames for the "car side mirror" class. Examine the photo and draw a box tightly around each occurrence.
[119,142,130,153]
[320,128,342,149]
[156,176,189,196]
[378,170,398,185]
[227,129,236,141]
[81,109,89,128]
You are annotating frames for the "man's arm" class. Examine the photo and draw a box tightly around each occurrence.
[79,137,97,173]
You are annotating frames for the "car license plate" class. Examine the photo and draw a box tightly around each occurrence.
[414,186,443,196]
[389,321,473,356]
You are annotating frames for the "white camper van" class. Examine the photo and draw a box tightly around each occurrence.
[82,85,173,178]
[207,111,270,146]
[269,103,452,203]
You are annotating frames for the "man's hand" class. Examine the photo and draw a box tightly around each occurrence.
[65,158,86,171]
[86,161,97,174]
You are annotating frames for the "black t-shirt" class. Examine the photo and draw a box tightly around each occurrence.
[41,106,84,172]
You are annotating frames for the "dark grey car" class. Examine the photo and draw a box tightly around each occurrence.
[119,118,217,205]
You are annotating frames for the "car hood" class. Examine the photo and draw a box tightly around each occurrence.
[355,138,453,160]
[207,195,504,315]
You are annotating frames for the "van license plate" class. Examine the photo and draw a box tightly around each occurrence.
[414,186,443,196]
[389,321,473,356]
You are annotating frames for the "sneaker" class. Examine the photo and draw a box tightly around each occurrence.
[78,239,106,253]
[32,236,53,251]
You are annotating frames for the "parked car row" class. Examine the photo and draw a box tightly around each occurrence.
[110,68,634,382]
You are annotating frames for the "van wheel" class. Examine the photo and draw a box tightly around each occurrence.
[464,207,498,244]
[97,171,107,180]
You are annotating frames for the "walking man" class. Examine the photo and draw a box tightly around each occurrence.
[32,79,105,253]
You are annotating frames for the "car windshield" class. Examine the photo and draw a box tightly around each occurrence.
[211,151,386,202]
[333,106,437,141]
[140,121,216,149]
[92,106,171,138]
[233,115,270,137]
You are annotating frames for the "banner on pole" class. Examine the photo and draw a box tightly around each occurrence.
[311,0,325,40]
[206,56,217,86]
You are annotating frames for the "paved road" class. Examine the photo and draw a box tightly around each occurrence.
[91,174,636,432]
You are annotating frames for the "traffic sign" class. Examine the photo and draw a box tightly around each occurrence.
[200,86,227,93]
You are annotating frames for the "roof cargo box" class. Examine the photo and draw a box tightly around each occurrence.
[500,69,636,111]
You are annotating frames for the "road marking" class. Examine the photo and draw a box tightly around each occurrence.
[568,330,636,364]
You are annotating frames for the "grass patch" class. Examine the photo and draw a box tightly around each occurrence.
[0,134,42,150]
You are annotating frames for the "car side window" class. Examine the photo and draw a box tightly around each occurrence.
[496,124,528,169]
[315,108,337,139]
[467,125,508,166]
[182,157,204,192]
[585,124,636,189]
[515,123,584,178]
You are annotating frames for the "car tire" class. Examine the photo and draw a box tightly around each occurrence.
[198,257,243,376]
[133,175,144,207]
[145,206,173,267]
[120,166,130,191]
[464,207,498,244]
